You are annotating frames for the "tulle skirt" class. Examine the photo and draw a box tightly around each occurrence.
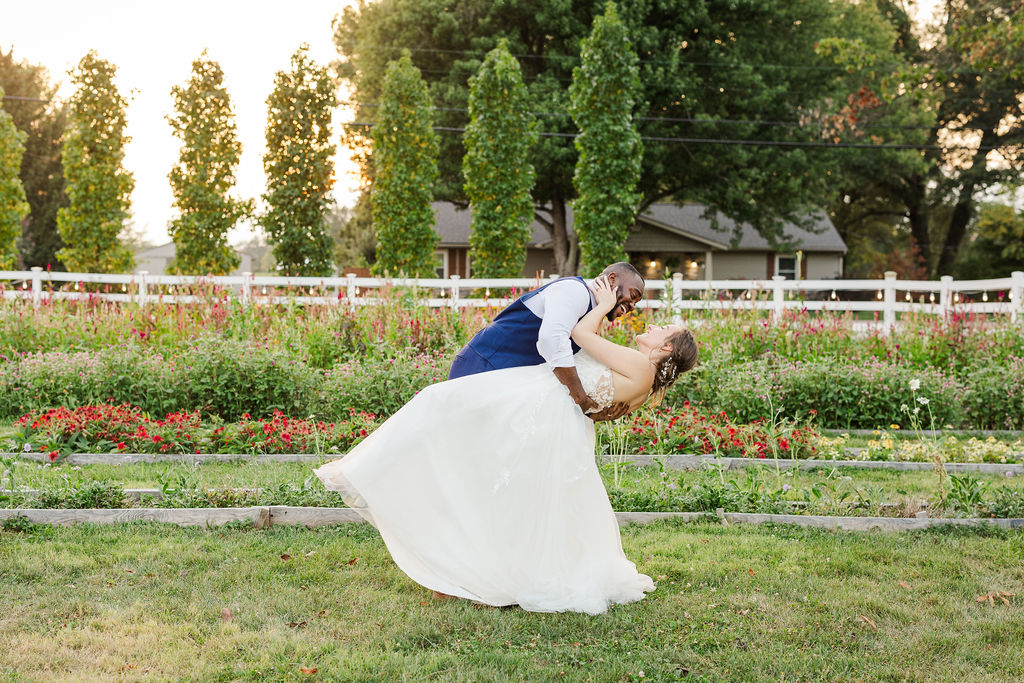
[314,363,654,614]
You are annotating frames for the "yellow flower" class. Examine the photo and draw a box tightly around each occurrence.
[872,429,881,436]
[890,424,901,430]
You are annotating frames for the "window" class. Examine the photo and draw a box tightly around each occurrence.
[433,251,448,278]
[776,254,797,280]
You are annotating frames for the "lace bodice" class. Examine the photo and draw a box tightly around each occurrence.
[574,350,615,413]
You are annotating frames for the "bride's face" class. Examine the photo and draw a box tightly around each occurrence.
[636,324,683,356]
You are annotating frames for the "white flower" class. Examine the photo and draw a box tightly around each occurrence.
[917,397,930,406]
[909,379,921,391]
[913,407,920,415]
[23,443,31,453]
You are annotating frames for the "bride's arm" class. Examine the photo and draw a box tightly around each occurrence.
[571,277,651,384]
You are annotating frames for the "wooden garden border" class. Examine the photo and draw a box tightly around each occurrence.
[2,505,1022,532]
[7,451,1023,475]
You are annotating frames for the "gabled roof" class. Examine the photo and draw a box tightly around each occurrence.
[432,201,846,253]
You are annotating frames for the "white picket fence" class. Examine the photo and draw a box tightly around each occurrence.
[1,267,1022,333]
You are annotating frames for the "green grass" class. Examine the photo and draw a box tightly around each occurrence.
[1,520,1022,681]
[9,458,1021,499]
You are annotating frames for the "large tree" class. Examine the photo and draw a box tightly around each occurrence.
[828,0,1024,278]
[57,51,134,273]
[569,3,642,276]
[0,47,67,269]
[463,41,536,278]
[262,46,337,276]
[334,0,892,274]
[167,53,251,275]
[371,51,439,277]
[0,86,29,269]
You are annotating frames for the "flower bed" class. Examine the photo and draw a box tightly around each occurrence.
[11,404,380,459]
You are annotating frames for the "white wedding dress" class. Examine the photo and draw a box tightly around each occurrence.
[314,350,655,614]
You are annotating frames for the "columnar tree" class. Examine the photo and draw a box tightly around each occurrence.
[167,53,251,275]
[57,51,134,273]
[0,47,67,269]
[0,86,29,269]
[462,42,537,277]
[569,3,642,276]
[371,51,439,277]
[262,46,336,276]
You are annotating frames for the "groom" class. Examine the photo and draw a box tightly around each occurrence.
[448,262,645,421]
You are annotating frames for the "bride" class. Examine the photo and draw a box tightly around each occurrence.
[315,276,698,614]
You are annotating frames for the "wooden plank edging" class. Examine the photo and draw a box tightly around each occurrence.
[6,451,1022,474]
[2,506,1022,532]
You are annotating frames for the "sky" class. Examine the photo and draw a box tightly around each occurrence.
[2,1,948,248]
[2,0,359,247]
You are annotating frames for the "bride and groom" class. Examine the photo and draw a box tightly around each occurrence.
[315,263,697,614]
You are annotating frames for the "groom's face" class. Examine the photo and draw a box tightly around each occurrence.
[606,273,644,321]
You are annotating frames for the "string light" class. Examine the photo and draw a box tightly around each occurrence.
[905,292,911,302]
[830,290,837,300]
[876,290,883,300]
[953,293,960,303]
[983,292,989,302]
[929,292,935,303]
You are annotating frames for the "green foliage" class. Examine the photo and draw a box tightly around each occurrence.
[261,46,336,276]
[0,86,29,269]
[569,3,642,277]
[0,340,319,421]
[463,42,537,277]
[319,352,448,418]
[56,51,134,273]
[371,52,439,277]
[167,54,251,275]
[0,47,67,270]
[954,203,1024,278]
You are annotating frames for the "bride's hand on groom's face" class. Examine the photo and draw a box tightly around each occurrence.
[589,276,617,315]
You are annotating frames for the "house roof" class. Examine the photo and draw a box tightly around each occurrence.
[432,201,846,253]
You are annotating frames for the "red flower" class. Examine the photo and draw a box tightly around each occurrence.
[116,442,126,451]
[48,450,59,462]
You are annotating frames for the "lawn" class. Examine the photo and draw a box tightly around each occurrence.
[1,520,1022,681]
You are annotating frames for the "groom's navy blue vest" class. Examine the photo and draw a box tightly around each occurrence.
[448,276,593,380]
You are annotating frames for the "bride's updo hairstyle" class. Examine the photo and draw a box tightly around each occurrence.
[649,330,698,406]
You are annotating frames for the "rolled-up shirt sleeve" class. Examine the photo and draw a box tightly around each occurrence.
[524,279,593,369]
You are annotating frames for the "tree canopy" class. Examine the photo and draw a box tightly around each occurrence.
[334,0,895,274]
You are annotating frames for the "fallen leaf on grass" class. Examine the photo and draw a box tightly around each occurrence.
[300,667,317,674]
[698,539,709,544]
[897,581,911,591]
[221,608,233,622]
[346,557,358,566]
[305,550,317,557]
[857,615,877,629]
[748,568,755,576]
[280,554,292,561]
[287,621,308,629]
[124,569,134,574]
[976,591,1014,606]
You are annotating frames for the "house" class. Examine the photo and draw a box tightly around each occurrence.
[431,201,846,280]
[133,242,259,275]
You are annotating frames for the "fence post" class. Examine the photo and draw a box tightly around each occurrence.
[345,273,357,311]
[449,274,461,309]
[883,270,897,334]
[241,271,252,306]
[30,266,42,307]
[1011,271,1024,324]
[771,275,785,323]
[671,272,683,325]
[137,270,148,307]
[939,275,953,320]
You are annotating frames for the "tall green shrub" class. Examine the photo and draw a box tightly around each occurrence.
[168,53,251,275]
[569,2,642,277]
[262,46,336,276]
[0,86,29,269]
[372,51,439,277]
[463,42,537,277]
[56,51,134,273]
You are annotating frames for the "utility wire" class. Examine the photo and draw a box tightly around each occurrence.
[348,121,1022,152]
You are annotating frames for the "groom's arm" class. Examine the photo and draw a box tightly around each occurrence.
[529,280,600,414]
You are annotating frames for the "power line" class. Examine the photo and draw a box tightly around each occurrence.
[336,42,1014,77]
[340,100,947,132]
[348,121,1022,152]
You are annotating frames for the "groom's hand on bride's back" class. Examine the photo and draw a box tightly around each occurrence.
[587,401,631,423]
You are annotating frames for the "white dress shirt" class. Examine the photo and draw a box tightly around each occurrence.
[522,278,596,369]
